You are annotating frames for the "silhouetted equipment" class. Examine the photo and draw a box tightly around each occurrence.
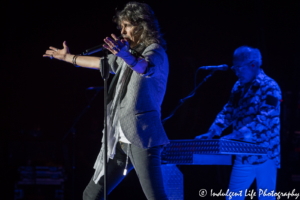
[14,166,65,200]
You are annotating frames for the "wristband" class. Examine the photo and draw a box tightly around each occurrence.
[128,57,145,68]
[129,58,138,68]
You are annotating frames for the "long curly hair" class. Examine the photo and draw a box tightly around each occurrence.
[114,2,167,50]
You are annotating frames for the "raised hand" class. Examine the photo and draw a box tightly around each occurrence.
[43,41,70,61]
[103,34,130,59]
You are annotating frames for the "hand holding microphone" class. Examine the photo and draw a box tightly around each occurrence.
[103,34,130,58]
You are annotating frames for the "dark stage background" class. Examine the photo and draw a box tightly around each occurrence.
[2,0,300,199]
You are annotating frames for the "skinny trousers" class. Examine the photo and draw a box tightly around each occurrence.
[83,141,168,200]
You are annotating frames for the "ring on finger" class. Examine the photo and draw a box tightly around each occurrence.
[55,49,58,52]
[50,55,53,59]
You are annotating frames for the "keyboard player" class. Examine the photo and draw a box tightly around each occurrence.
[195,46,281,200]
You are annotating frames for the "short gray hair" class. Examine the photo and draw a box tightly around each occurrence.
[233,46,262,66]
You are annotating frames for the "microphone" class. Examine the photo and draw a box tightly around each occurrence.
[199,64,228,71]
[86,86,104,91]
[83,35,124,56]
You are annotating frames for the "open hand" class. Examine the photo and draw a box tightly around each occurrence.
[43,41,70,61]
[103,34,130,59]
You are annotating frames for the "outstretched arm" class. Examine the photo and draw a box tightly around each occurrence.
[43,41,102,70]
[43,34,148,73]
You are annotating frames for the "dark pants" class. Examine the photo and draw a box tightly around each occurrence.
[83,142,168,200]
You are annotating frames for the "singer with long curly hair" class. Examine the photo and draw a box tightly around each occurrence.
[43,2,169,200]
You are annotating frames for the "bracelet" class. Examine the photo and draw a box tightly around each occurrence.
[72,55,80,67]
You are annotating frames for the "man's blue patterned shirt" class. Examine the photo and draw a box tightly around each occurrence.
[209,69,281,168]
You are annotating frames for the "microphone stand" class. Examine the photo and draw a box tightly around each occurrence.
[61,38,114,199]
[62,88,102,200]
[78,42,110,200]
[162,70,216,124]
[100,50,110,200]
